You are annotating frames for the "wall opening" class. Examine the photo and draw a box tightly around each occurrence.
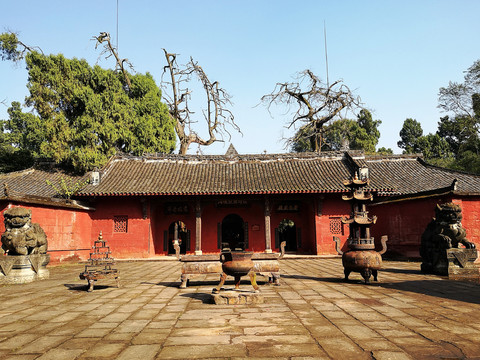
[277,218,297,252]
[166,220,190,255]
[221,214,245,250]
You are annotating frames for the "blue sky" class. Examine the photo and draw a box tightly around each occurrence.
[1,0,479,155]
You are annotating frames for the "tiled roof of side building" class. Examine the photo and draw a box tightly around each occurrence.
[0,168,88,198]
[0,167,92,209]
[365,154,480,195]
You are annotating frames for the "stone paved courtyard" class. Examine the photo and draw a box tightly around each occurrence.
[1,258,480,359]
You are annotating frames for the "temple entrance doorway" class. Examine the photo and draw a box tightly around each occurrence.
[221,214,245,250]
[167,221,189,255]
[278,219,297,252]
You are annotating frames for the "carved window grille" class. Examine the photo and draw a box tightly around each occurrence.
[114,215,128,233]
[329,218,343,235]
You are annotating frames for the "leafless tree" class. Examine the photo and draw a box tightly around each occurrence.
[262,70,362,152]
[162,50,240,155]
[93,32,133,90]
[438,60,480,120]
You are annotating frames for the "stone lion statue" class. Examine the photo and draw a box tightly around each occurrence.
[1,207,48,256]
[420,202,475,274]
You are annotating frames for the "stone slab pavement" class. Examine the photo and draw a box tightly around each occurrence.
[1,258,480,359]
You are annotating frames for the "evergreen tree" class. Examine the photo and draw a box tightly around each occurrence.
[0,33,176,173]
[291,109,382,153]
[397,118,423,154]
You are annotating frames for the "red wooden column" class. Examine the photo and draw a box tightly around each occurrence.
[195,199,202,255]
[264,197,272,253]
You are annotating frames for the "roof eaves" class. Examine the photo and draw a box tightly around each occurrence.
[370,182,457,206]
[0,194,95,211]
[77,188,350,197]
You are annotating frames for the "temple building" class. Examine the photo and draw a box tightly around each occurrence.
[1,150,480,263]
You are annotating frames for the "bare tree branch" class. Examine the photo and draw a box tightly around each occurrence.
[438,82,476,119]
[93,32,132,90]
[162,50,241,154]
[262,70,362,152]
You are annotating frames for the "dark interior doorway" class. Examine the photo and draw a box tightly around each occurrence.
[221,214,245,250]
[168,221,189,255]
[279,219,297,252]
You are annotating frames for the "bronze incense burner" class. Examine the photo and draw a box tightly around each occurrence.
[212,250,259,293]
[333,169,388,284]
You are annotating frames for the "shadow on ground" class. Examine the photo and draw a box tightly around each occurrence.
[283,274,480,304]
[378,280,480,304]
[381,267,424,275]
[282,274,345,283]
[179,292,215,304]
[64,283,114,292]
[142,279,269,288]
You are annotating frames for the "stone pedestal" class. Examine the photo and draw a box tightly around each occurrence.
[0,254,50,284]
[211,290,264,305]
[179,253,281,288]
[447,248,479,281]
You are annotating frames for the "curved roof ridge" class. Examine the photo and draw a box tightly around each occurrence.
[365,153,422,162]
[111,150,355,165]
[0,167,36,178]
[418,158,480,178]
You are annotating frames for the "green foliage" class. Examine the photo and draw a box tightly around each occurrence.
[0,32,23,61]
[416,133,454,160]
[322,118,358,151]
[291,109,382,153]
[290,126,313,152]
[398,118,455,166]
[46,177,90,199]
[437,115,477,155]
[377,147,393,155]
[454,148,480,174]
[322,109,381,152]
[395,59,480,174]
[397,118,423,154]
[352,109,381,152]
[429,58,480,174]
[1,43,176,173]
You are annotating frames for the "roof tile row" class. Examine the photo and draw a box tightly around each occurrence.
[1,151,479,199]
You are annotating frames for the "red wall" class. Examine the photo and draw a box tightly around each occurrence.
[451,196,480,248]
[84,194,480,259]
[3,194,478,262]
[151,196,317,255]
[312,194,480,259]
[0,202,92,263]
[370,196,454,259]
[90,198,153,259]
[315,195,351,255]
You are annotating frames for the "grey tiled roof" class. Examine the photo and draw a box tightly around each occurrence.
[366,155,480,195]
[2,152,480,200]
[79,152,361,196]
[78,151,480,197]
[0,167,92,209]
[0,168,88,198]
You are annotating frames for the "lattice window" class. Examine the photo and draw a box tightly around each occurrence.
[113,215,128,233]
[329,218,342,235]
